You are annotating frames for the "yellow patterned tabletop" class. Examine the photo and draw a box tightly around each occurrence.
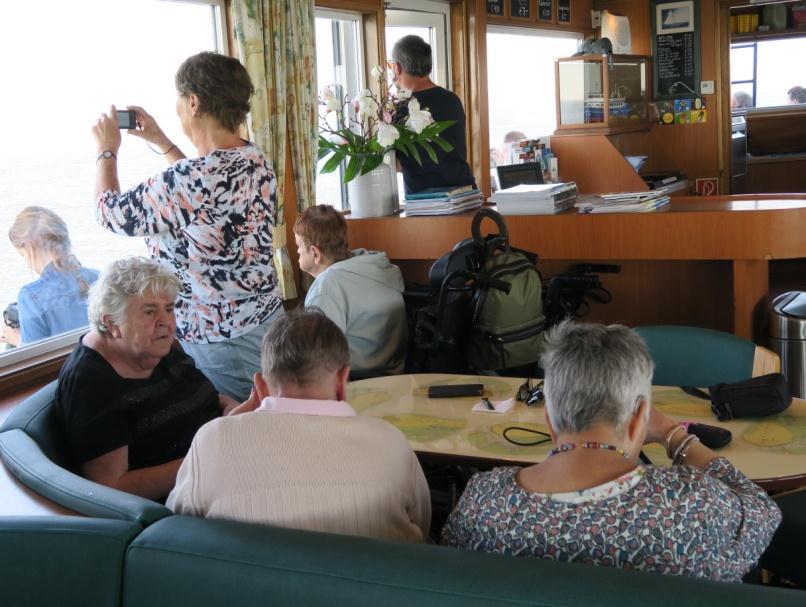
[347,374,806,483]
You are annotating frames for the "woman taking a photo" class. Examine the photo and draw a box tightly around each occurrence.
[91,52,281,401]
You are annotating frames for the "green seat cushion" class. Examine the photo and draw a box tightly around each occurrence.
[0,515,141,607]
[124,515,805,607]
[635,325,756,387]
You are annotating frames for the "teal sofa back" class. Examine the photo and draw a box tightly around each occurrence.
[122,515,804,607]
[0,515,141,607]
[2,380,76,469]
[635,325,756,387]
[0,382,172,526]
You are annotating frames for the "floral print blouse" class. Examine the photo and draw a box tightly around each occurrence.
[441,459,780,582]
[97,142,281,344]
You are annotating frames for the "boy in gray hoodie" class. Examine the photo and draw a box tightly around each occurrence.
[293,205,407,376]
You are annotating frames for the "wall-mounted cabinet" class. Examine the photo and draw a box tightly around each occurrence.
[555,54,651,135]
[730,1,806,42]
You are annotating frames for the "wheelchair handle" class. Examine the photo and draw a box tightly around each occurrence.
[471,208,510,251]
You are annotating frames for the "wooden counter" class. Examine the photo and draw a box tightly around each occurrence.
[347,195,806,340]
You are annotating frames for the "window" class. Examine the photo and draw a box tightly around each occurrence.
[730,37,806,110]
[0,0,225,365]
[486,27,580,166]
[384,1,452,200]
[315,10,364,211]
[385,1,451,87]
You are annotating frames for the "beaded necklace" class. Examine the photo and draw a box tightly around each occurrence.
[548,441,631,459]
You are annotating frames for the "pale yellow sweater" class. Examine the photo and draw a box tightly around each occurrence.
[167,411,431,543]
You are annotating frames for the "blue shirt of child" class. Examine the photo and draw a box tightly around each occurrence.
[17,263,99,344]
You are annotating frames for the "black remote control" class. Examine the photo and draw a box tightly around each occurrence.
[427,384,484,398]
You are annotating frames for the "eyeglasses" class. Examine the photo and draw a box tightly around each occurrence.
[516,378,544,407]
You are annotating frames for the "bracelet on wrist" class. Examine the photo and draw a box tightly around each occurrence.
[146,142,177,155]
[672,435,699,465]
[664,425,687,459]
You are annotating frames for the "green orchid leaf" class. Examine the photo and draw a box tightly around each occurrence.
[361,154,384,174]
[428,120,456,135]
[321,150,345,174]
[433,137,453,153]
[419,140,438,163]
[343,154,362,183]
[405,141,421,165]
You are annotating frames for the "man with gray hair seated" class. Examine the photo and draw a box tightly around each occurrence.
[56,257,245,500]
[442,321,781,581]
[168,308,431,543]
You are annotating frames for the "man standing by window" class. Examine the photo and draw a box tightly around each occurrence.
[391,35,476,194]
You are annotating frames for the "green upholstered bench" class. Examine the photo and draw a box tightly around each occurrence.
[0,381,171,526]
[122,515,805,607]
[0,515,141,607]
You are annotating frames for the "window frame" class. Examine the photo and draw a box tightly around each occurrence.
[385,0,452,88]
[485,24,583,143]
[0,0,228,374]
[315,8,366,211]
[729,41,757,108]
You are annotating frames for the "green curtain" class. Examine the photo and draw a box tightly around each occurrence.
[232,0,318,300]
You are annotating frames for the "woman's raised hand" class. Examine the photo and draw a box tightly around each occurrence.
[126,105,173,152]
[92,105,122,154]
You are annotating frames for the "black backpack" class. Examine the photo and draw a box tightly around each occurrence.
[409,209,545,373]
[465,210,545,371]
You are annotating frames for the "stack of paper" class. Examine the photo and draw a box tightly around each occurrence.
[487,182,577,215]
[404,185,484,216]
[575,190,670,214]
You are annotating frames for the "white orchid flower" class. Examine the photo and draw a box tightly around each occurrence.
[396,88,412,101]
[405,97,433,134]
[321,87,335,101]
[377,123,400,147]
[357,89,379,119]
[325,98,341,112]
[370,65,383,79]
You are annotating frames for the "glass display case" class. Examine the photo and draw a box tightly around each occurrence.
[554,54,651,134]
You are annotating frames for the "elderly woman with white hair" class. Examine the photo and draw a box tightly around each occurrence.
[442,321,781,582]
[55,257,247,500]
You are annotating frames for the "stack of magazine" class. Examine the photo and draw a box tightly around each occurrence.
[404,185,484,216]
[487,182,577,215]
[575,190,670,214]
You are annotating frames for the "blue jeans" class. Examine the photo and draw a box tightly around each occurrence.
[182,309,282,401]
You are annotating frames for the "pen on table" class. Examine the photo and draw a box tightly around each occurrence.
[483,397,495,411]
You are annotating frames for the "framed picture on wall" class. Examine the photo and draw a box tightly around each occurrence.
[656,1,695,35]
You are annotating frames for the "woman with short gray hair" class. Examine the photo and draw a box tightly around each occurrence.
[55,256,248,500]
[442,321,781,582]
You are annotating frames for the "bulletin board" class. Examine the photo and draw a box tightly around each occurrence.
[651,0,701,100]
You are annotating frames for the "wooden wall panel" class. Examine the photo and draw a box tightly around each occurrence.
[747,157,806,194]
[592,0,651,55]
[393,257,733,333]
[550,134,648,193]
[593,1,723,186]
